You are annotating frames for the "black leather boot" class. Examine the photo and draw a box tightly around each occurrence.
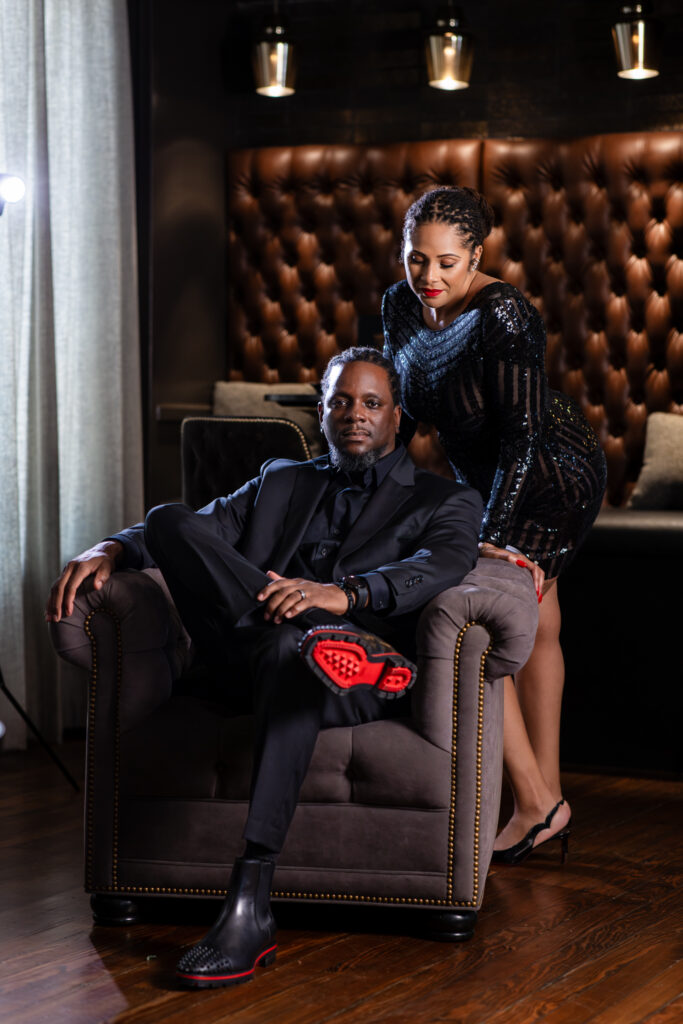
[176,857,277,988]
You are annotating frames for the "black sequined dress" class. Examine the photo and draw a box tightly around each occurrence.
[382,280,607,577]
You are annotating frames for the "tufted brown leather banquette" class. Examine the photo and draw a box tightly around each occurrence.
[226,132,683,507]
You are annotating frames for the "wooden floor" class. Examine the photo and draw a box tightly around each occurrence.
[0,741,682,1024]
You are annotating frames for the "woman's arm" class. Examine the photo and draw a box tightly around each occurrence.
[480,295,548,548]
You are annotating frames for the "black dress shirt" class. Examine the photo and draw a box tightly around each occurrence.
[284,444,405,612]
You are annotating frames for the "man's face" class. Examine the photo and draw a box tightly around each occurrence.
[319,361,401,470]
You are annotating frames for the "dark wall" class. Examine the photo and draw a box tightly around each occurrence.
[131,0,683,504]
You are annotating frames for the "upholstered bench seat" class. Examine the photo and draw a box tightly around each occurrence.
[583,508,683,555]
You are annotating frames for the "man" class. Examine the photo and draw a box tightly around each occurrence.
[47,348,482,989]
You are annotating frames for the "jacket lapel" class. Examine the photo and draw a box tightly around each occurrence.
[334,448,416,574]
[271,458,331,573]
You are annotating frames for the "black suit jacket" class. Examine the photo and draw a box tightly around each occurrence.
[114,448,483,624]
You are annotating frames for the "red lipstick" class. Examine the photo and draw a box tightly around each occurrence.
[422,288,443,297]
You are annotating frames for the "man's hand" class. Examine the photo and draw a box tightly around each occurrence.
[257,570,349,623]
[46,540,124,623]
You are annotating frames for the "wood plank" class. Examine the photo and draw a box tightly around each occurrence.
[640,994,683,1023]
[312,876,682,1023]
[587,961,683,1024]
[1,742,682,1024]
[482,907,683,1024]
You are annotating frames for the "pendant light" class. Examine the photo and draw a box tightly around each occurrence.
[253,1,296,97]
[425,3,473,91]
[612,2,659,80]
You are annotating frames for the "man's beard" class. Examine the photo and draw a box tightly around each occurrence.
[327,441,386,474]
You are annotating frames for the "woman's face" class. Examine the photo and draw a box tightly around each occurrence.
[403,221,482,315]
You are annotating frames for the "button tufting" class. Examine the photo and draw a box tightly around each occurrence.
[227,135,683,509]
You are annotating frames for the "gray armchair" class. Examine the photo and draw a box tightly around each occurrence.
[49,415,538,940]
[51,556,537,940]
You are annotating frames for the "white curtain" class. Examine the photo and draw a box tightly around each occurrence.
[0,0,143,748]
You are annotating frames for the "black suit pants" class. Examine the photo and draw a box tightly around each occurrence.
[143,503,398,853]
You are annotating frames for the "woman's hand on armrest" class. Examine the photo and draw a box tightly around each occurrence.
[45,540,124,623]
[478,542,544,601]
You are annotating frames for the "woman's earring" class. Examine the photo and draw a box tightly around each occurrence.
[471,258,479,271]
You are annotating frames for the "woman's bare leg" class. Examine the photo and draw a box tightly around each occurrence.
[515,580,564,799]
[493,580,571,851]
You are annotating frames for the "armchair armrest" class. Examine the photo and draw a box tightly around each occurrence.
[49,568,191,733]
[48,568,191,892]
[411,558,538,896]
[413,558,538,751]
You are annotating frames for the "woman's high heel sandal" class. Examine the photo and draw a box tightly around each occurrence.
[491,799,571,866]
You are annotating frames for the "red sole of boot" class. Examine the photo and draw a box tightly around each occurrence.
[304,632,414,696]
[176,945,277,988]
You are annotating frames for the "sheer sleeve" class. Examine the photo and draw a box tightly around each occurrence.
[480,293,548,547]
[381,284,397,361]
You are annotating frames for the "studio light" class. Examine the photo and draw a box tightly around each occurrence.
[612,2,659,80]
[0,173,26,215]
[426,3,473,91]
[253,1,296,97]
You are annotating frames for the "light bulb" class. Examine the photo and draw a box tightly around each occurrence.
[0,175,26,203]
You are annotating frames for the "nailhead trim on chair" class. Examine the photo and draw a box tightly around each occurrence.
[447,622,492,906]
[185,415,311,453]
[84,608,123,892]
[474,634,490,901]
[84,613,493,908]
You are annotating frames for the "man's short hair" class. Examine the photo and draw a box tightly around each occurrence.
[320,347,401,407]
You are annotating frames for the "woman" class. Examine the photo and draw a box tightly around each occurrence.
[383,186,607,863]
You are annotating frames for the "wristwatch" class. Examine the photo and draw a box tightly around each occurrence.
[339,575,370,612]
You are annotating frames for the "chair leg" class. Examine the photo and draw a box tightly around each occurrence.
[423,909,477,942]
[90,894,142,926]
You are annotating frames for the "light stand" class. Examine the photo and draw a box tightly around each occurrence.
[0,664,80,791]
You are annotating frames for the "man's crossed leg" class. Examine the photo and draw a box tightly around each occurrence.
[144,501,413,988]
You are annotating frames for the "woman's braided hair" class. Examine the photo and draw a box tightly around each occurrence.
[402,186,494,257]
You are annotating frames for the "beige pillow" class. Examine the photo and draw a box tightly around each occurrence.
[628,412,683,509]
[212,381,325,457]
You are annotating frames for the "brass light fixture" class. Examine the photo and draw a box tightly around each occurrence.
[612,2,659,80]
[253,1,296,97]
[426,3,473,91]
